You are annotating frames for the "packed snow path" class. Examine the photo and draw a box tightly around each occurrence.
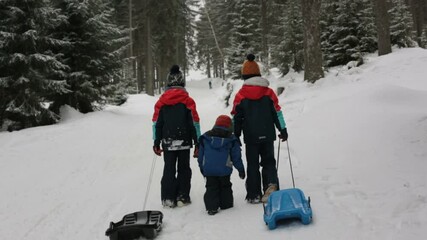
[1,48,427,240]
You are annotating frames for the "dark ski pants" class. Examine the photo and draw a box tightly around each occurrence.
[161,149,191,202]
[245,141,278,200]
[204,176,233,211]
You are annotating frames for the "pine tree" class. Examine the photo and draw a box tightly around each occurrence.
[0,0,69,130]
[270,0,304,76]
[194,7,216,77]
[321,0,376,67]
[50,0,128,114]
[227,0,262,79]
[389,0,417,48]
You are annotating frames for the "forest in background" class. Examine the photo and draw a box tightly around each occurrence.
[1,0,427,131]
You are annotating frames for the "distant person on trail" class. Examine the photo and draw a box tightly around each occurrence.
[197,115,245,215]
[231,54,288,204]
[152,64,201,208]
[209,80,212,89]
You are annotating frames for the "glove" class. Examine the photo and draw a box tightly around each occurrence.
[193,145,199,158]
[278,128,288,142]
[153,145,162,156]
[239,171,246,179]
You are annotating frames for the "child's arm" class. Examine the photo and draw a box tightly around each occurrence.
[197,138,205,176]
[230,137,245,173]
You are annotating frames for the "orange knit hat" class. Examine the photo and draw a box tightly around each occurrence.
[241,54,261,80]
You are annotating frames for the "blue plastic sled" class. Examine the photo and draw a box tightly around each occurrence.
[263,188,312,229]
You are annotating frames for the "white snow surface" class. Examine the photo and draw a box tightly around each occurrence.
[1,48,427,240]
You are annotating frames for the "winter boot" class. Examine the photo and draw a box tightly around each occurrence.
[207,209,219,215]
[162,199,176,208]
[246,195,261,204]
[176,195,191,207]
[261,184,278,203]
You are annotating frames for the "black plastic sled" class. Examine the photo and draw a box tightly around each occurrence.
[105,210,163,240]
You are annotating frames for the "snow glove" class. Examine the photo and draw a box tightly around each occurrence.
[239,171,246,179]
[153,145,163,156]
[193,145,199,158]
[278,128,288,142]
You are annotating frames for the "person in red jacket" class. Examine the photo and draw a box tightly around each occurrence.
[152,65,201,208]
[232,54,288,204]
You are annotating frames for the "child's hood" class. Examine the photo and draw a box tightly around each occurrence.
[201,134,234,149]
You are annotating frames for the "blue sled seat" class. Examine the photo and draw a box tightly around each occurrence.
[263,188,312,230]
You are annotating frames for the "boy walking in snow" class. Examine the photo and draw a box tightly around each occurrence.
[198,115,245,215]
[231,54,288,204]
[152,65,201,208]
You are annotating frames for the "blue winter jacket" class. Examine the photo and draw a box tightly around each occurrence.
[198,127,245,177]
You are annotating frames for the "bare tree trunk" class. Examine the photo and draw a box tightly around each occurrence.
[260,0,269,66]
[301,0,324,83]
[144,0,154,96]
[134,0,144,93]
[159,64,168,94]
[128,0,137,90]
[408,0,426,46]
[213,64,218,78]
[373,0,392,55]
[206,52,211,78]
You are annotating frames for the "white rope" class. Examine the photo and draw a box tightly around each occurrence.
[142,153,158,211]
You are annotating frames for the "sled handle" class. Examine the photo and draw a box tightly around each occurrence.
[286,141,296,189]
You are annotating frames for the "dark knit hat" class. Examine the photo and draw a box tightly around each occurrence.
[247,53,255,61]
[214,115,232,129]
[241,54,261,80]
[170,65,180,74]
[167,65,185,87]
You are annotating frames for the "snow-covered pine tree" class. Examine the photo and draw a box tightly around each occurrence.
[50,0,128,114]
[226,0,262,79]
[194,7,216,77]
[195,0,232,79]
[389,0,417,48]
[0,0,69,131]
[270,0,304,76]
[321,0,376,67]
[421,28,427,48]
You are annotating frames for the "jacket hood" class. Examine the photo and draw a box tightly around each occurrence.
[201,133,233,149]
[244,76,269,87]
[159,87,189,105]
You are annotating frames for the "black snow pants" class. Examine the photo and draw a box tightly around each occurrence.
[204,176,233,211]
[161,149,191,202]
[245,141,278,200]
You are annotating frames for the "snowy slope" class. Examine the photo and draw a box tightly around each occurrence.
[1,48,427,240]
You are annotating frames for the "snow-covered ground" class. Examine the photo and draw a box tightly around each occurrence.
[1,48,427,240]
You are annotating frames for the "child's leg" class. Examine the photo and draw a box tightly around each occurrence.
[204,176,221,211]
[176,149,191,201]
[162,151,178,202]
[245,144,262,200]
[219,176,233,210]
[260,141,279,191]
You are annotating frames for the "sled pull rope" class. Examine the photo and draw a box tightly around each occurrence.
[286,141,296,188]
[143,153,158,211]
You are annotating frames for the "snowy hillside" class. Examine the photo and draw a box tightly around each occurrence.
[1,48,427,240]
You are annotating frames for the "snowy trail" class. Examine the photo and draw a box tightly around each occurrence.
[1,48,427,240]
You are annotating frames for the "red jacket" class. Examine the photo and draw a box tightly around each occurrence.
[152,87,200,150]
[231,77,286,144]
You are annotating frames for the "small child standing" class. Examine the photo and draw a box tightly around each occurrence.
[197,115,245,215]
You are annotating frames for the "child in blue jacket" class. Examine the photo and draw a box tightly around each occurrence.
[198,115,245,215]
